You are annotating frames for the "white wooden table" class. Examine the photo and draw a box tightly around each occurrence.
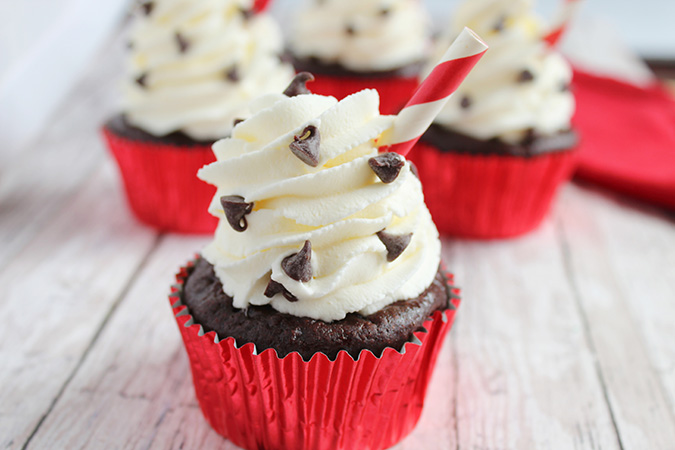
[2,33,675,450]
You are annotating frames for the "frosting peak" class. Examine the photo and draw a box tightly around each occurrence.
[123,0,294,140]
[428,0,575,143]
[289,0,431,72]
[198,88,441,322]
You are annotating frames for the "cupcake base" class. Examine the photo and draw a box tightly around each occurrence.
[409,139,578,239]
[102,116,218,234]
[291,57,422,115]
[170,260,460,450]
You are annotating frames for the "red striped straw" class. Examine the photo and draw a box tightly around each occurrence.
[379,28,488,157]
[543,0,583,46]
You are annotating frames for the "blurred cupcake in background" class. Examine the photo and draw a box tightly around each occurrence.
[103,0,294,233]
[409,0,579,239]
[287,0,431,114]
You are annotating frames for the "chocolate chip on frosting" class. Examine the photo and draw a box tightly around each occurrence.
[368,152,405,184]
[175,32,190,54]
[283,72,315,97]
[493,15,506,32]
[289,125,320,167]
[220,195,254,232]
[264,280,299,302]
[377,230,412,262]
[240,7,254,21]
[135,73,148,88]
[282,241,313,282]
[379,7,391,16]
[226,66,240,82]
[460,95,472,109]
[141,1,154,16]
[517,69,534,83]
[345,24,356,35]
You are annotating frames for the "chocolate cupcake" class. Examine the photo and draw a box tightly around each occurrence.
[103,0,294,233]
[287,0,431,114]
[409,0,579,238]
[170,76,460,450]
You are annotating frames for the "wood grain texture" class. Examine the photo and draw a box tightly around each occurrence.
[0,162,158,450]
[442,209,622,450]
[558,184,675,449]
[0,32,124,271]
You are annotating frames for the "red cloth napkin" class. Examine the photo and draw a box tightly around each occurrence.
[573,69,675,209]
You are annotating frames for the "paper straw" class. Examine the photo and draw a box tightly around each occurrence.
[253,0,271,13]
[379,28,488,157]
[543,0,583,46]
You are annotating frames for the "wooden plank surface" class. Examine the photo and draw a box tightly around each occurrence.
[2,24,675,450]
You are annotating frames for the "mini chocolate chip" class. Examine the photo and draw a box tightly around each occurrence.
[379,7,391,16]
[409,161,419,179]
[517,69,534,83]
[368,152,405,184]
[283,72,315,97]
[264,280,299,302]
[493,15,506,32]
[141,1,154,16]
[289,125,320,167]
[345,24,356,35]
[135,73,148,88]
[522,128,536,145]
[460,96,471,109]
[226,66,240,82]
[240,7,254,21]
[377,230,412,262]
[282,241,312,282]
[233,118,245,127]
[220,195,253,232]
[175,32,190,54]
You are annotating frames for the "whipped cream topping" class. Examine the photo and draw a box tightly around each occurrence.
[124,0,294,140]
[289,0,431,72]
[428,0,575,143]
[198,89,441,322]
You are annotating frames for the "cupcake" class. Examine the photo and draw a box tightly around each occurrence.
[409,0,578,239]
[170,75,460,450]
[103,0,294,233]
[287,0,431,115]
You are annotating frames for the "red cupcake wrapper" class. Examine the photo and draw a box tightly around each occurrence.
[102,126,217,234]
[170,259,460,450]
[307,73,419,115]
[409,141,578,239]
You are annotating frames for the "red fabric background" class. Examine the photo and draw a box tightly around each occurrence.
[573,70,675,210]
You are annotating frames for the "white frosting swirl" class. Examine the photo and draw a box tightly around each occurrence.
[198,89,441,322]
[428,0,574,143]
[124,0,294,140]
[289,0,431,72]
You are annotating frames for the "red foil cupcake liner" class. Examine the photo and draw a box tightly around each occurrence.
[409,141,578,239]
[308,73,419,115]
[102,126,217,234]
[170,260,460,450]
